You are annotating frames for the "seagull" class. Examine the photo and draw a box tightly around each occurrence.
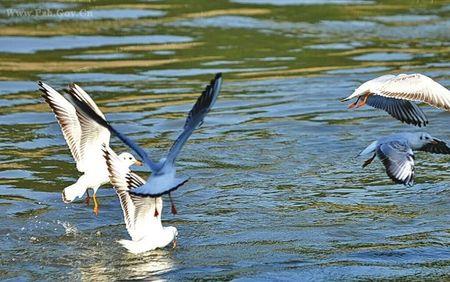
[103,145,177,254]
[358,132,450,186]
[39,82,143,215]
[65,73,223,212]
[341,73,450,127]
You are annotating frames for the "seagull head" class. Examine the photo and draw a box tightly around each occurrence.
[118,152,143,167]
[410,132,439,148]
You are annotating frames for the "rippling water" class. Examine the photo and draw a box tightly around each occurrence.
[0,0,449,280]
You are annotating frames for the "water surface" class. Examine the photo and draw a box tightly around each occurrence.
[0,0,449,280]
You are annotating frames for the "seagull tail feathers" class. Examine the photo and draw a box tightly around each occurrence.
[358,141,378,157]
[62,182,87,203]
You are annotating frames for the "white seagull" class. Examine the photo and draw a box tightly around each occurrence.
[39,82,142,214]
[66,73,223,212]
[359,132,450,186]
[341,73,450,127]
[103,145,177,254]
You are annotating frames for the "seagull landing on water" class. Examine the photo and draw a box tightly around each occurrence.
[66,73,223,213]
[358,132,450,186]
[39,82,143,215]
[341,73,450,127]
[103,145,177,254]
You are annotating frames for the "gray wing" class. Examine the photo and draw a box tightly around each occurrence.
[164,73,222,165]
[418,139,450,154]
[377,140,415,186]
[366,95,428,127]
[103,146,162,241]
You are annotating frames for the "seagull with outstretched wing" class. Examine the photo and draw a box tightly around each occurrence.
[358,132,450,186]
[39,82,142,214]
[66,73,223,212]
[341,74,450,127]
[103,145,177,254]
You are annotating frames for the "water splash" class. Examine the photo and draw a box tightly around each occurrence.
[57,220,78,236]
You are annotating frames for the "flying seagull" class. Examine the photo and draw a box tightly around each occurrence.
[358,132,450,186]
[103,145,177,254]
[65,73,223,212]
[341,73,450,127]
[39,82,142,215]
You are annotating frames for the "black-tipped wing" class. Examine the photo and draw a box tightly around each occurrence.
[66,87,159,172]
[165,73,222,165]
[39,81,84,171]
[68,83,106,119]
[366,95,428,127]
[377,141,415,186]
[65,84,111,171]
[419,139,450,154]
[103,146,162,241]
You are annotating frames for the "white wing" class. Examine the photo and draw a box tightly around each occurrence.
[68,83,106,119]
[374,74,450,111]
[67,84,111,172]
[39,81,85,172]
[343,74,396,100]
[103,146,163,241]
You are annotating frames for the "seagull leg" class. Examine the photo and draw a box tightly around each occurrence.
[85,189,91,206]
[172,238,177,249]
[362,153,376,168]
[154,198,159,217]
[92,194,99,216]
[169,193,177,215]
[355,95,369,108]
[348,97,360,109]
